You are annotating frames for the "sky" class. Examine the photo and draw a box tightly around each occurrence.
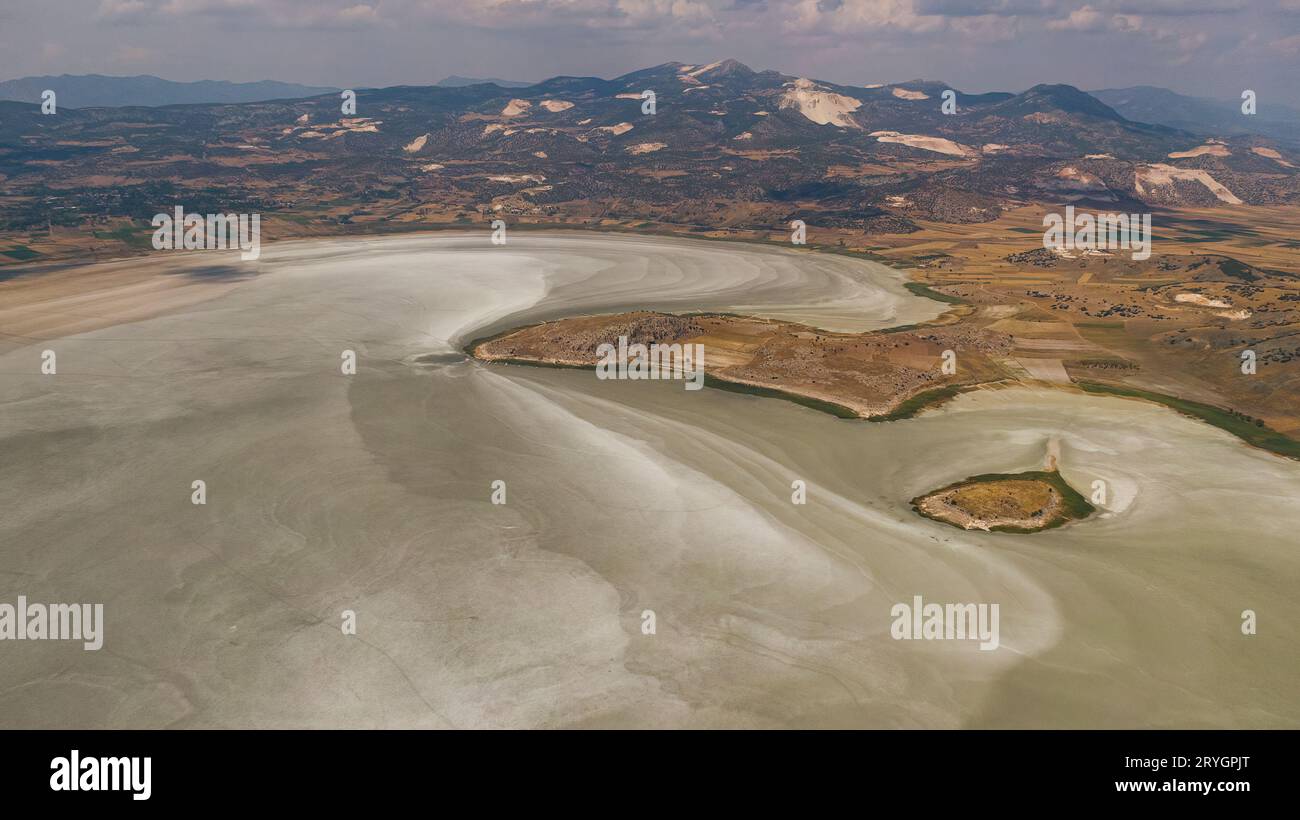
[2,1,1299,104]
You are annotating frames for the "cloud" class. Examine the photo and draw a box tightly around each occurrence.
[783,0,947,35]
[97,0,149,21]
[914,0,1053,16]
[155,0,383,29]
[338,4,378,23]
[1105,0,1244,14]
[1034,3,1212,65]
[1112,16,1209,63]
[1045,5,1106,31]
[77,0,1277,46]
[948,11,1026,40]
[1269,32,1300,56]
[160,0,257,13]
[1110,13,1140,32]
[415,0,716,31]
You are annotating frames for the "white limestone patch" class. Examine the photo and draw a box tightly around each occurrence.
[891,87,929,100]
[870,130,972,157]
[1174,292,1232,309]
[684,61,725,78]
[778,78,862,128]
[1251,146,1296,167]
[501,99,532,117]
[296,117,382,140]
[1136,164,1243,204]
[1056,165,1105,187]
[1168,143,1231,159]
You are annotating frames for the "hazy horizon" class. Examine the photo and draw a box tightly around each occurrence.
[0,65,1288,106]
[1,1,1297,105]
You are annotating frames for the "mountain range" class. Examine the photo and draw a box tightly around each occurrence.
[0,74,337,108]
[1091,85,1300,146]
[435,76,533,89]
[1,59,1295,236]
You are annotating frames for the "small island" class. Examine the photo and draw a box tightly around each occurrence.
[910,469,1095,533]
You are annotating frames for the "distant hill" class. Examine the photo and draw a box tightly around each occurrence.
[0,74,337,108]
[993,84,1129,123]
[435,75,532,89]
[1091,86,1300,146]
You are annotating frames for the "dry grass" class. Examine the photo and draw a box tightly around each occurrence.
[949,480,1054,520]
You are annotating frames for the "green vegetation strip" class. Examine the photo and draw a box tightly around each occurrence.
[1077,381,1300,460]
[866,384,966,422]
[903,281,966,305]
[92,224,154,250]
[1,245,40,261]
[701,375,860,418]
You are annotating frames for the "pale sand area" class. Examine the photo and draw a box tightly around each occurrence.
[1015,357,1070,383]
[0,254,251,350]
[0,232,1296,727]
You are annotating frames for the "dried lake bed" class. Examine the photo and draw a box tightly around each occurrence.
[0,232,1296,728]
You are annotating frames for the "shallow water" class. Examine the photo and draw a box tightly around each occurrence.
[0,232,1295,727]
